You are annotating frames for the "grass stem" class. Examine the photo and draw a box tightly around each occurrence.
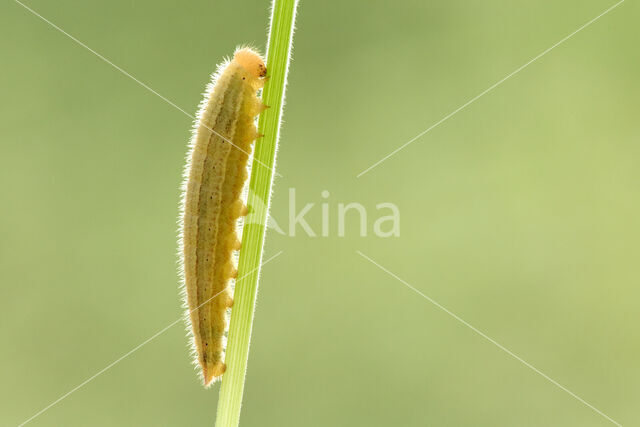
[215,1,298,425]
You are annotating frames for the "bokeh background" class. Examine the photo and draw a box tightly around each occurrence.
[1,0,638,425]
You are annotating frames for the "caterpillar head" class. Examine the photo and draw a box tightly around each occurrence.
[234,48,267,81]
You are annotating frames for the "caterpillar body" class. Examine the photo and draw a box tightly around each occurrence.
[180,48,267,387]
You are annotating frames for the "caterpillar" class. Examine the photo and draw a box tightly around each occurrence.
[179,47,267,387]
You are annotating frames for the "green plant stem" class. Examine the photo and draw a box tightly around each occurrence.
[215,1,298,426]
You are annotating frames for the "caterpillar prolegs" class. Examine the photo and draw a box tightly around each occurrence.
[179,48,267,386]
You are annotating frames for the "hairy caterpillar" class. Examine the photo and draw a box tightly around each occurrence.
[179,47,267,387]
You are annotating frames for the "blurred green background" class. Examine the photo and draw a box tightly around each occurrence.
[1,0,638,425]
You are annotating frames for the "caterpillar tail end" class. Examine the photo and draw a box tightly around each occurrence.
[203,362,226,387]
